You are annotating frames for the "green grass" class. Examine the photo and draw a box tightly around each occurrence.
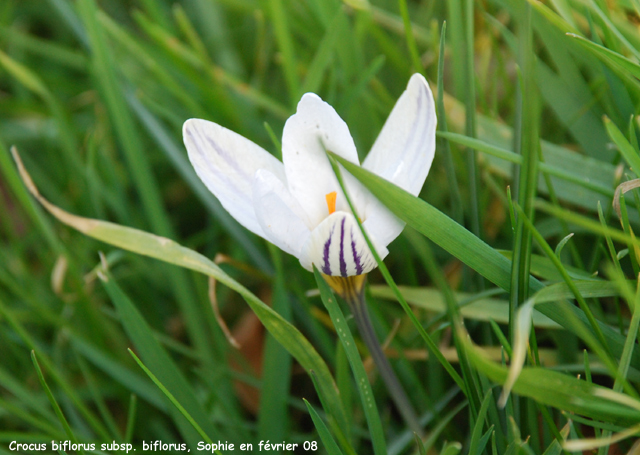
[2,0,640,453]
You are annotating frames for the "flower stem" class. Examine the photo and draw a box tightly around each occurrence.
[324,275,423,437]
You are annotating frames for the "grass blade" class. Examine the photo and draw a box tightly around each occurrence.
[304,399,344,455]
[313,269,387,454]
[127,349,215,448]
[30,351,82,453]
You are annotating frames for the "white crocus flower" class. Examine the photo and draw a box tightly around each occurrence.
[183,73,436,277]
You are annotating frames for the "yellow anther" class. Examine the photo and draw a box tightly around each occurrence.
[325,191,337,214]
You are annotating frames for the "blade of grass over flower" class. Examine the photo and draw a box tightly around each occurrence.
[329,153,640,369]
[326,154,465,392]
[329,153,511,291]
[304,399,344,455]
[30,352,83,454]
[12,147,350,446]
[127,349,217,451]
[313,268,387,454]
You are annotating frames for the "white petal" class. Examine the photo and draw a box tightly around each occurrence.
[299,211,388,276]
[282,94,362,226]
[360,73,437,246]
[362,203,406,247]
[252,169,312,258]
[363,73,437,194]
[183,118,285,238]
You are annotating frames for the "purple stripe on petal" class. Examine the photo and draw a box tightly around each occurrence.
[339,217,347,277]
[350,230,363,275]
[205,135,251,181]
[322,227,333,275]
[187,129,245,199]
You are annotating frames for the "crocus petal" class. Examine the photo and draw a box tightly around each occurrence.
[363,73,436,194]
[362,203,405,247]
[282,94,361,227]
[360,73,437,246]
[183,118,285,238]
[299,211,388,276]
[252,169,312,258]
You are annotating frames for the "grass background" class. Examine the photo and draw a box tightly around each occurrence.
[1,0,640,453]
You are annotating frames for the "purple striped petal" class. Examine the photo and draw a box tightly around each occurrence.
[299,211,388,276]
